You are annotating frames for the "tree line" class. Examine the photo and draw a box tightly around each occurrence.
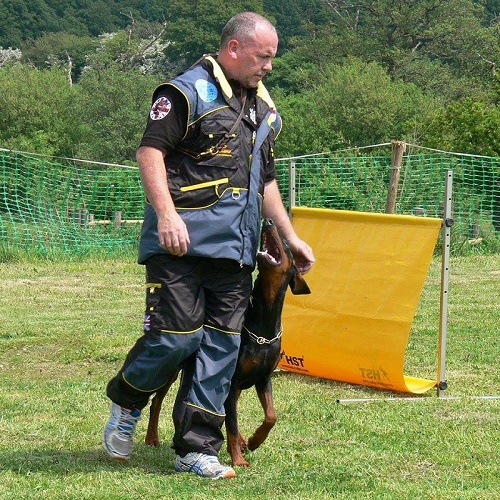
[0,0,499,162]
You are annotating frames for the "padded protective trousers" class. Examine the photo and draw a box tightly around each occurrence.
[106,254,253,456]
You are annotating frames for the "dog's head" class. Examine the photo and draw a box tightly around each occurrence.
[256,219,310,296]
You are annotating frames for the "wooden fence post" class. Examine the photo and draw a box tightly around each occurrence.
[385,140,406,214]
[114,211,122,229]
[72,209,89,227]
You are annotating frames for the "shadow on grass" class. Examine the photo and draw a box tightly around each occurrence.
[0,444,178,477]
[272,369,432,399]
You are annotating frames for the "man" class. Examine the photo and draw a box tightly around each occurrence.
[102,11,315,480]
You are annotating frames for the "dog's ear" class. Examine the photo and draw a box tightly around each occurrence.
[289,265,311,295]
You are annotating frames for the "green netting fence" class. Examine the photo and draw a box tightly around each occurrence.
[1,143,499,258]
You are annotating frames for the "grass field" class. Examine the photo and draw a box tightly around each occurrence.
[0,254,498,499]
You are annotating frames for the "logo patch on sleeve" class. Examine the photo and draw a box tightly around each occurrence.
[195,79,218,102]
[150,97,172,120]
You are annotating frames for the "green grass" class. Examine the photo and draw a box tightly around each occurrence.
[0,254,499,499]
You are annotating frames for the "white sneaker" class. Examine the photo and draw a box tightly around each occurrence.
[174,452,236,479]
[102,402,141,460]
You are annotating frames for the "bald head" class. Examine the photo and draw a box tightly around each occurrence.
[220,12,277,50]
[217,12,278,88]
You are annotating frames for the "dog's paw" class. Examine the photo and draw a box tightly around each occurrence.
[145,437,161,447]
[237,435,248,452]
[233,457,251,467]
[247,436,262,451]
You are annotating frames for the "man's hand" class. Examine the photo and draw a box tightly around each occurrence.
[157,210,190,256]
[136,146,191,256]
[288,237,315,274]
[262,180,315,274]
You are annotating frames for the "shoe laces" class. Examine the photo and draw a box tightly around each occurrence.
[116,408,140,439]
[194,454,225,473]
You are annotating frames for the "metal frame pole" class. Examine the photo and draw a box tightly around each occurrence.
[288,159,296,219]
[437,170,454,397]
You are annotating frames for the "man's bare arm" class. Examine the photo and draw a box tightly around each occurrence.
[136,145,190,256]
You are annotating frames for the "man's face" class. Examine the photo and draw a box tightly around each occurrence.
[233,26,278,88]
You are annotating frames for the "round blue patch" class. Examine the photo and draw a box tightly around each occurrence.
[195,79,218,102]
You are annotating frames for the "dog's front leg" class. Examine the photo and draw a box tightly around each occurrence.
[145,371,178,446]
[225,387,250,467]
[247,378,276,451]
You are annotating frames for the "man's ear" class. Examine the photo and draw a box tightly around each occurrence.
[228,39,239,58]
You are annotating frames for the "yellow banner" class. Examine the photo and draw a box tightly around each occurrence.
[278,207,442,394]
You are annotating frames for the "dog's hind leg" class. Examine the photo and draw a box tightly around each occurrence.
[225,387,251,467]
[247,378,276,451]
[145,371,178,446]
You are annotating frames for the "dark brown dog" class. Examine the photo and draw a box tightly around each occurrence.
[145,218,310,467]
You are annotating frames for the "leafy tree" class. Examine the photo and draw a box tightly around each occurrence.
[421,94,500,232]
[0,0,61,47]
[263,0,334,52]
[161,0,266,66]
[0,47,22,67]
[265,22,361,95]
[274,58,438,157]
[273,87,345,157]
[0,0,154,47]
[422,97,500,156]
[0,64,81,156]
[75,68,162,163]
[0,0,499,160]
[80,24,174,78]
[483,0,500,23]
[21,33,97,82]
[359,0,500,100]
[317,59,434,146]
[268,0,500,102]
